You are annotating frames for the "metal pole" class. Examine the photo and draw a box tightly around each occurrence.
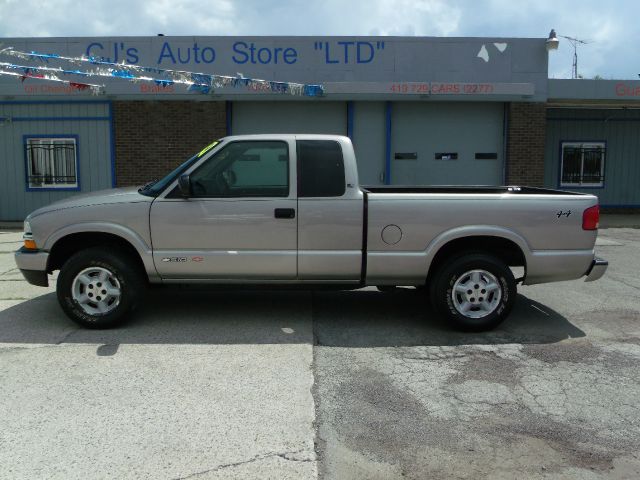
[560,35,589,79]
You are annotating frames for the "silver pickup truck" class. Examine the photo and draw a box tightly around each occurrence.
[15,134,607,331]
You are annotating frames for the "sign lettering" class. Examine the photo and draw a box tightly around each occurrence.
[615,82,640,97]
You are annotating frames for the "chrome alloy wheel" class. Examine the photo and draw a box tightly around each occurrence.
[451,269,502,319]
[71,267,121,315]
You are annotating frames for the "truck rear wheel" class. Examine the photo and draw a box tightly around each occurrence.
[56,247,144,329]
[430,253,516,331]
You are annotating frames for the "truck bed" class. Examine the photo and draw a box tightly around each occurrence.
[362,184,599,286]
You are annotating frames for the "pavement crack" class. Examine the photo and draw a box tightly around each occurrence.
[172,450,312,479]
[56,329,79,345]
[310,289,325,479]
[0,267,19,274]
[605,275,640,291]
[276,451,315,462]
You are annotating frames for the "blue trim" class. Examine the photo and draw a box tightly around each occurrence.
[226,101,232,136]
[557,140,607,190]
[384,101,392,185]
[1,116,110,122]
[0,100,110,105]
[108,101,117,188]
[23,134,81,192]
[346,101,354,139]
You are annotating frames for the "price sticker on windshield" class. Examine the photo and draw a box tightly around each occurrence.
[197,140,220,158]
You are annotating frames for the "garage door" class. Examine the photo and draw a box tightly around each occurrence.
[231,101,347,135]
[391,102,504,186]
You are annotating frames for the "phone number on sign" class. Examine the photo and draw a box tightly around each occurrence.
[389,83,496,95]
[389,83,430,94]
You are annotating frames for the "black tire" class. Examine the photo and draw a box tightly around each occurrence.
[56,247,145,329]
[429,253,516,331]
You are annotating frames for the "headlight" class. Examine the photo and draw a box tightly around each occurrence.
[23,220,32,235]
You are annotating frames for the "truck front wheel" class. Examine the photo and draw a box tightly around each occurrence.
[56,247,144,329]
[430,253,516,331]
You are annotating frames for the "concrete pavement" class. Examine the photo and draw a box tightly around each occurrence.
[314,229,640,479]
[1,229,640,479]
[0,231,316,480]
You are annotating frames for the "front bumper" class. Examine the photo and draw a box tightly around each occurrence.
[585,257,608,282]
[15,247,49,287]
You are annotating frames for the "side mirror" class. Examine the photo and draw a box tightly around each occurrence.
[178,174,191,198]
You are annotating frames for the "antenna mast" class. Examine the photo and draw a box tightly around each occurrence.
[560,35,590,79]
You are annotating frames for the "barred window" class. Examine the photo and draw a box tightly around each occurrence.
[25,137,79,189]
[560,142,605,188]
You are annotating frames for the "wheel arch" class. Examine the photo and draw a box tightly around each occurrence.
[45,225,154,280]
[425,227,530,284]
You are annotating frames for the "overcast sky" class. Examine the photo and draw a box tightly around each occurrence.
[0,0,637,79]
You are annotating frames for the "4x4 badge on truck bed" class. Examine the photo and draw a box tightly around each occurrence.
[556,210,571,218]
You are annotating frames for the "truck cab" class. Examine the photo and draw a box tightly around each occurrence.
[148,135,364,282]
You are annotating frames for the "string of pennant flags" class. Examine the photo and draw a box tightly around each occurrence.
[0,46,325,97]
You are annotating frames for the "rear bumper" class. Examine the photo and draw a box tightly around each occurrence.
[15,247,49,287]
[524,249,608,285]
[584,257,608,282]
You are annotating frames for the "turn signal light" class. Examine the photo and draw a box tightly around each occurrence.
[24,239,37,250]
[582,205,600,230]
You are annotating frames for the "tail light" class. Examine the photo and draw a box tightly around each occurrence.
[582,205,600,230]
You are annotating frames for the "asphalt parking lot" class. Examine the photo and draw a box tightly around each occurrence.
[0,228,639,479]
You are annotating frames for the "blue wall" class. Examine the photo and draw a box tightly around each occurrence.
[0,101,114,220]
[545,108,640,207]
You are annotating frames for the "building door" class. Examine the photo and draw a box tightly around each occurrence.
[390,102,504,186]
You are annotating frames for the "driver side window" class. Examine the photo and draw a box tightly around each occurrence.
[190,141,289,197]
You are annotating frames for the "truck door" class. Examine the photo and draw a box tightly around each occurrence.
[150,139,298,279]
[296,139,364,281]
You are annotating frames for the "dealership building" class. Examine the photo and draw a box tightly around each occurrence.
[1,35,639,220]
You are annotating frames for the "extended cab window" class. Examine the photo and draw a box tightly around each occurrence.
[297,140,346,197]
[190,141,289,197]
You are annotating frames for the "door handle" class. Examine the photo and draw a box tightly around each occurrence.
[274,208,296,219]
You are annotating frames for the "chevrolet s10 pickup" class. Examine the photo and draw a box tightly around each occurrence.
[15,135,608,331]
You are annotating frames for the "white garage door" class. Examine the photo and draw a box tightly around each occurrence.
[391,102,505,186]
[232,101,347,135]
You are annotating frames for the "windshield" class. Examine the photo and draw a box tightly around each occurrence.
[139,140,221,196]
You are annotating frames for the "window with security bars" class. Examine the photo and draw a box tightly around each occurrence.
[25,137,79,189]
[560,142,605,187]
